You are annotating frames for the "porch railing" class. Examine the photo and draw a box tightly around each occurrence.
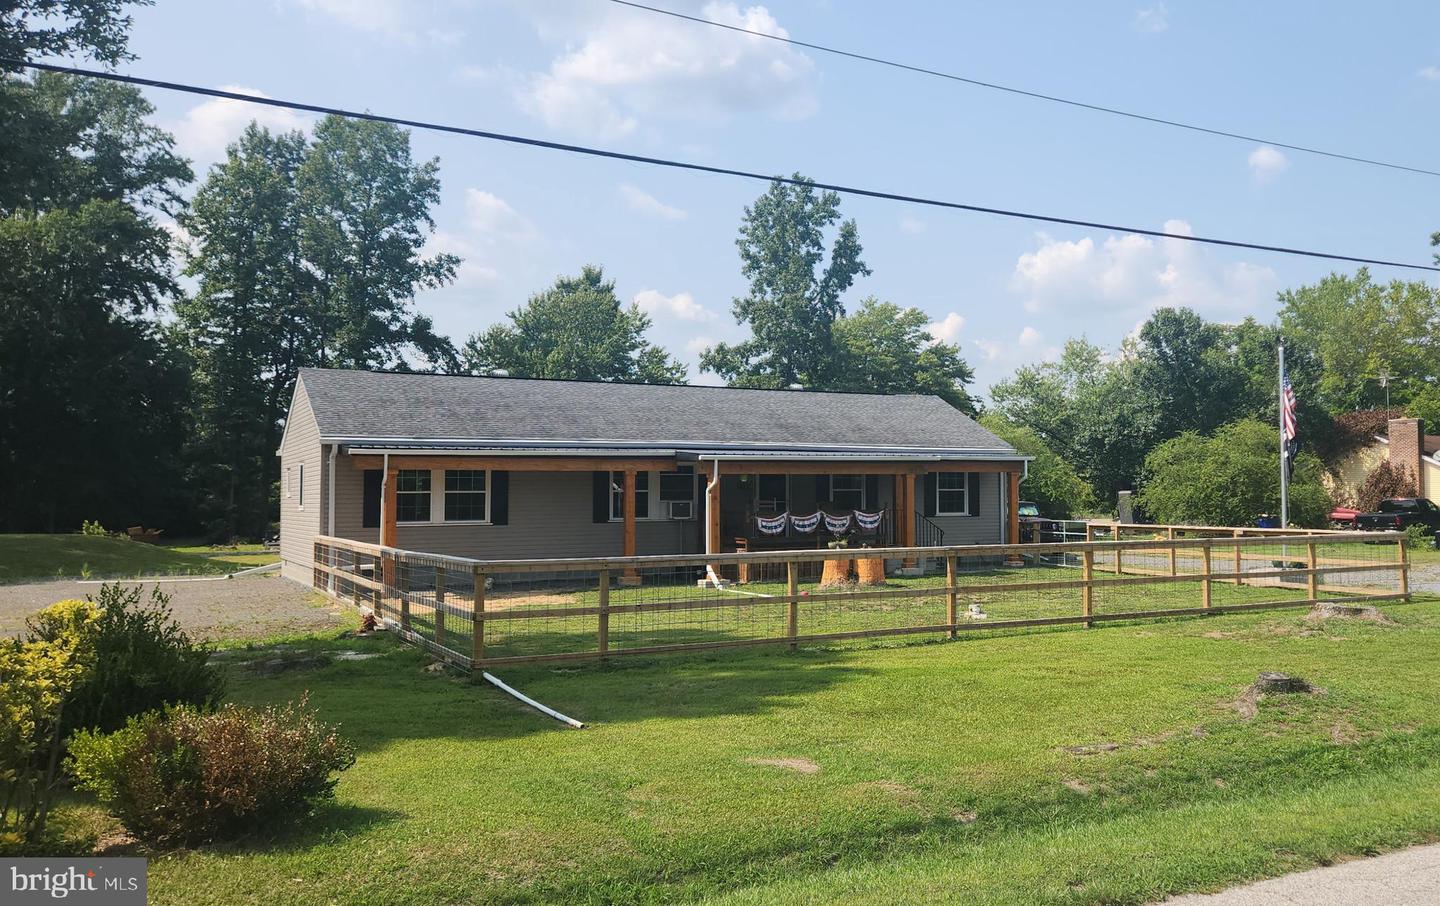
[310,528,1410,670]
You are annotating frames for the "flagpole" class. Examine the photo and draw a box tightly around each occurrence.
[1278,340,1290,528]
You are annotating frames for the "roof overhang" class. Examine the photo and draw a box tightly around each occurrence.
[335,438,1029,462]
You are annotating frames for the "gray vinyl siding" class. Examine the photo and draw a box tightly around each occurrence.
[330,466,699,561]
[926,471,1005,546]
[278,381,324,583]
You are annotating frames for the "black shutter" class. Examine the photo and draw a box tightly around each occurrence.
[362,470,381,528]
[490,471,509,525]
[923,472,937,517]
[967,472,982,517]
[593,471,610,523]
[864,475,879,511]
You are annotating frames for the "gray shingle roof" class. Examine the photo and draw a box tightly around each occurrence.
[297,368,1018,456]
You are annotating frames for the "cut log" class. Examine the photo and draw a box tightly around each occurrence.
[819,558,854,588]
[854,557,886,586]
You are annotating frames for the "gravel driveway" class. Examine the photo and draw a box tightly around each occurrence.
[0,574,355,641]
[1409,564,1440,595]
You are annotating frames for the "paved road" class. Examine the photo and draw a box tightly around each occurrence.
[0,574,354,641]
[1164,844,1440,905]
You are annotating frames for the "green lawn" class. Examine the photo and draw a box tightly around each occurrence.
[0,534,254,583]
[53,594,1440,905]
[164,541,280,570]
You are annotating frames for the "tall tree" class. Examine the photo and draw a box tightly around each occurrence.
[461,266,686,383]
[180,116,459,537]
[1130,307,1243,437]
[0,0,140,67]
[1278,269,1440,413]
[979,414,1096,517]
[297,115,459,371]
[829,298,978,413]
[0,72,193,532]
[701,174,868,388]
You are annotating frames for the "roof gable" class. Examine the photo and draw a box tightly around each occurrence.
[297,368,1016,455]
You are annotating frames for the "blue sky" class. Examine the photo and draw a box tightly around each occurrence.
[115,0,1440,398]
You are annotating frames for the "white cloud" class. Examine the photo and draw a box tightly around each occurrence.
[634,289,715,322]
[292,0,463,44]
[618,184,688,221]
[517,2,818,138]
[1134,3,1169,32]
[1017,326,1042,348]
[926,312,965,343]
[973,339,1003,362]
[1247,145,1289,182]
[465,189,536,242]
[171,86,312,168]
[1419,65,1440,81]
[422,229,500,284]
[1010,219,1276,320]
[899,216,927,235]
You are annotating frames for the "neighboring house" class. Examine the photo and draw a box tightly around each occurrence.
[1326,417,1438,506]
[277,368,1031,584]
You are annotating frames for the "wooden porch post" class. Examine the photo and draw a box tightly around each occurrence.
[621,468,639,585]
[900,471,917,568]
[381,468,398,592]
[1007,470,1020,545]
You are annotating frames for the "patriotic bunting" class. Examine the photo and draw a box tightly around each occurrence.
[789,512,822,533]
[854,509,885,531]
[756,512,789,535]
[753,509,888,535]
[823,512,853,533]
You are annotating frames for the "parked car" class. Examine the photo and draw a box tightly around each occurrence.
[1355,498,1440,534]
[1017,501,1062,543]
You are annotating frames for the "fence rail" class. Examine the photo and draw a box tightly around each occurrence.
[311,528,1409,670]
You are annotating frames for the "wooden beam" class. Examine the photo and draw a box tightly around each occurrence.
[707,472,722,556]
[382,469,398,548]
[350,455,676,473]
[621,469,638,584]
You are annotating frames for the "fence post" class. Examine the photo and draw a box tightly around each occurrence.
[434,566,447,647]
[374,553,386,619]
[471,568,486,671]
[946,555,958,639]
[1232,529,1243,586]
[786,561,799,651]
[1306,541,1319,600]
[1398,537,1410,600]
[1113,524,1123,576]
[350,547,360,609]
[398,555,410,631]
[1167,527,1177,577]
[1082,548,1094,627]
[598,568,610,659]
[1201,543,1212,609]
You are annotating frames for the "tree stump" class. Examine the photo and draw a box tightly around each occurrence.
[854,557,886,586]
[819,558,854,588]
[1235,671,1320,718]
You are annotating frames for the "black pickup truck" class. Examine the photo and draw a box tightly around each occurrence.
[1355,498,1440,533]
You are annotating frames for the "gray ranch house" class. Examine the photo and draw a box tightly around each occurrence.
[278,368,1030,584]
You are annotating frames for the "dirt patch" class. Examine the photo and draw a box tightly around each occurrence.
[1062,742,1122,756]
[950,809,978,824]
[859,779,919,798]
[1234,672,1323,719]
[1062,778,1093,795]
[1306,602,1396,625]
[746,756,820,775]
[0,575,352,641]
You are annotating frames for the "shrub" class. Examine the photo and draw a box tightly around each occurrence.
[79,520,108,536]
[29,583,224,740]
[1138,420,1332,527]
[1,600,99,848]
[68,698,356,845]
[1355,460,1418,513]
[1405,523,1436,550]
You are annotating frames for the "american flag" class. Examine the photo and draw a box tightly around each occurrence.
[1281,377,1298,442]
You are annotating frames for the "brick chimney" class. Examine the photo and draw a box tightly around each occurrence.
[1388,417,1425,491]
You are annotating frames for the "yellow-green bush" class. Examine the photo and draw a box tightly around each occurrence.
[0,599,98,850]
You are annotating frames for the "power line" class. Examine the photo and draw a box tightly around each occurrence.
[5,57,1437,273]
[609,0,1440,180]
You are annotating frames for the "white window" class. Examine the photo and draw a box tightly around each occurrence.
[444,470,488,522]
[395,469,431,523]
[936,472,969,515]
[830,474,864,510]
[298,464,305,508]
[610,471,650,520]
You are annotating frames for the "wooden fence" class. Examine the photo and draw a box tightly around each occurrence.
[311,529,1409,671]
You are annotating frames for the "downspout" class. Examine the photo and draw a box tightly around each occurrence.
[379,452,389,546]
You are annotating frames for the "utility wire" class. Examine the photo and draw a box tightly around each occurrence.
[6,57,1437,273]
[609,0,1440,180]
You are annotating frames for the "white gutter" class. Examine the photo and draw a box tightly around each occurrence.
[704,459,723,587]
[326,444,338,593]
[379,451,389,545]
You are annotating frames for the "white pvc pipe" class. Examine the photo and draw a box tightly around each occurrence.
[482,672,586,729]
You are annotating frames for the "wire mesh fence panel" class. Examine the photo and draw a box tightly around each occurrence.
[310,529,1409,667]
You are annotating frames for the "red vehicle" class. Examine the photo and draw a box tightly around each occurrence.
[1329,506,1361,529]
